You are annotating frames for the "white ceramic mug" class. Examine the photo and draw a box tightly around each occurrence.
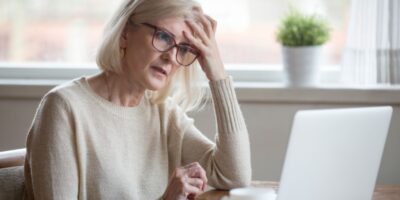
[228,187,277,200]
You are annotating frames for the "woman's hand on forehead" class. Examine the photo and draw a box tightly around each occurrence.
[183,13,226,81]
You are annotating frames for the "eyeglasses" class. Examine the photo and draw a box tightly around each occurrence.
[128,19,199,66]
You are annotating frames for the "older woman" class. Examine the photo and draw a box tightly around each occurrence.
[24,0,251,199]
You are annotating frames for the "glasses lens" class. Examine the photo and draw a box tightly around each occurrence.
[177,45,198,66]
[152,27,198,66]
[153,30,174,51]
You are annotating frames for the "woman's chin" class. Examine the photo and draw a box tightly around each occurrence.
[146,77,168,91]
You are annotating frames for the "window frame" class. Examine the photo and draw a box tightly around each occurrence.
[0,63,341,85]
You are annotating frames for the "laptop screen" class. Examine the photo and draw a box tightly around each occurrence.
[278,106,392,200]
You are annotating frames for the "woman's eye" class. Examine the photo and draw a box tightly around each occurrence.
[156,31,174,45]
[179,46,189,54]
[178,45,198,56]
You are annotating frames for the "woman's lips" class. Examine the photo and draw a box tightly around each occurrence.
[151,66,168,77]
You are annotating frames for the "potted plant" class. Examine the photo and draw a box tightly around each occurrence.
[276,9,330,87]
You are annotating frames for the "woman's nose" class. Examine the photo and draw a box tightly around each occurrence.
[161,47,179,65]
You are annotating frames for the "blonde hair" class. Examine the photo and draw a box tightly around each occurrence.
[96,0,208,112]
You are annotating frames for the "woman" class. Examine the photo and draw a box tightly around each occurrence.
[24,0,251,199]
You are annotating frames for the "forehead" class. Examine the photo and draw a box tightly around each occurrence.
[153,17,192,42]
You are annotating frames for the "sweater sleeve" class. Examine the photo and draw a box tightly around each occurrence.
[24,92,78,200]
[180,76,252,189]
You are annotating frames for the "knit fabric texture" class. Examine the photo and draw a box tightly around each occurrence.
[24,76,251,200]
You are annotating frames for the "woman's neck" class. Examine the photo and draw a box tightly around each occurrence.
[105,71,146,107]
[89,71,145,107]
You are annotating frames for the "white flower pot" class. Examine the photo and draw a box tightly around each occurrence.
[282,45,322,87]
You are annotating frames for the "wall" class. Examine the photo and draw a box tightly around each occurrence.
[1,84,399,184]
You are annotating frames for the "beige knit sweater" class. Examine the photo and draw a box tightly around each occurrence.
[24,76,251,200]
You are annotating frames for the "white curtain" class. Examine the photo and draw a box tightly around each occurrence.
[341,0,400,85]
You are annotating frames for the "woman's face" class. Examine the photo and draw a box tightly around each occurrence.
[120,16,193,91]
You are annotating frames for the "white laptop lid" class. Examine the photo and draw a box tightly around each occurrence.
[277,106,393,200]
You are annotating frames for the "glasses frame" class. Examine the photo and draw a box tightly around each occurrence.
[128,19,199,66]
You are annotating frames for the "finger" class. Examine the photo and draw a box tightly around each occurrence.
[183,182,203,198]
[197,13,213,37]
[184,162,206,178]
[184,162,208,190]
[183,30,207,54]
[204,15,217,33]
[186,177,204,190]
[185,20,210,45]
[189,163,208,181]
[174,166,186,178]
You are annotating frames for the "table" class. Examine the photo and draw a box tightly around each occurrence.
[196,181,400,200]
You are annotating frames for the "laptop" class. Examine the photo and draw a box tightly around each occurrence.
[277,106,393,200]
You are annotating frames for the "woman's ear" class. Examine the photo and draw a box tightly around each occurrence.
[120,27,129,48]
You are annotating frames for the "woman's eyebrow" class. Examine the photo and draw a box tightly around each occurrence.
[158,26,176,38]
[156,24,192,44]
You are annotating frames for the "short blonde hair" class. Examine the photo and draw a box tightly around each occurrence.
[96,0,208,112]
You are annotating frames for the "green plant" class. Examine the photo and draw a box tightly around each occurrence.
[276,9,330,46]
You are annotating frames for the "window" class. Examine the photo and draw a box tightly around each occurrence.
[199,0,350,68]
[0,0,350,81]
[0,0,120,65]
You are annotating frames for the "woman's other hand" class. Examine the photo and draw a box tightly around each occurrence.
[162,162,208,200]
[183,12,226,81]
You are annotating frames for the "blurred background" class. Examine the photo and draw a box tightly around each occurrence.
[0,0,349,68]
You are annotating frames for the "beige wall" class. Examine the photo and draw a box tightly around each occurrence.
[1,91,399,184]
